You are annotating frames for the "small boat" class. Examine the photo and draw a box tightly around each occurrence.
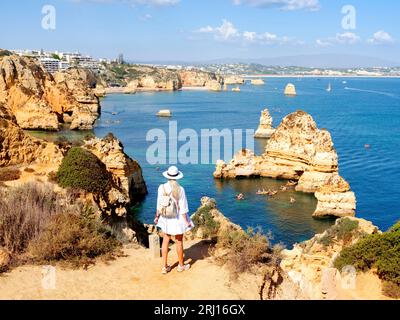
[327,82,332,92]
[236,193,245,200]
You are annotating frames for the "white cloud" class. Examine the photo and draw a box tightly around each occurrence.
[368,30,395,45]
[196,20,239,41]
[196,20,300,45]
[335,32,361,44]
[316,32,361,46]
[232,0,320,11]
[140,13,153,20]
[315,39,332,47]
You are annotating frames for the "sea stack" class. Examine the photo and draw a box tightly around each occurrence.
[284,83,297,96]
[254,109,275,138]
[251,79,265,85]
[214,110,356,218]
[224,76,245,85]
[157,110,172,117]
[206,80,222,91]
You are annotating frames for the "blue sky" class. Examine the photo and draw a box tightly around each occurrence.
[1,0,399,63]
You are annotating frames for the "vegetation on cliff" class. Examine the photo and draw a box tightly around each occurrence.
[334,221,400,298]
[57,147,112,194]
[0,183,121,271]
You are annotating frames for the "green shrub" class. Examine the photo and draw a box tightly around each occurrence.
[191,205,221,239]
[317,218,360,247]
[57,147,112,194]
[382,281,400,299]
[28,211,121,268]
[334,222,400,287]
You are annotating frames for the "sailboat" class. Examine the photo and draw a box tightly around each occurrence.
[327,82,332,92]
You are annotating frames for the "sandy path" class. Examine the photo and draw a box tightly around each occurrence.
[0,240,258,300]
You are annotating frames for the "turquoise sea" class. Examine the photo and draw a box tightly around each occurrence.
[43,78,400,246]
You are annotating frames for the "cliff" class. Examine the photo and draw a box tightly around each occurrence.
[224,76,245,85]
[101,63,182,91]
[179,70,223,88]
[0,102,63,167]
[0,54,100,131]
[214,111,356,218]
[278,217,380,299]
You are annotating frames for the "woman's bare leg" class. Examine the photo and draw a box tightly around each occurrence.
[175,234,184,266]
[162,233,171,268]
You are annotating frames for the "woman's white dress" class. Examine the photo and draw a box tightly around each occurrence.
[156,182,194,236]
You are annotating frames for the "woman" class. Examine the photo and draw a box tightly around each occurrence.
[154,166,194,275]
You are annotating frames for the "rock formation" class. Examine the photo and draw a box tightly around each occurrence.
[284,83,297,96]
[224,76,245,85]
[179,70,222,87]
[189,197,243,240]
[251,79,265,85]
[0,102,63,167]
[278,217,380,299]
[214,111,356,218]
[0,55,101,131]
[53,68,101,130]
[83,134,147,218]
[254,109,275,138]
[206,80,222,92]
[157,109,172,117]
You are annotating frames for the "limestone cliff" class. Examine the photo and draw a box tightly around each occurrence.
[179,70,223,87]
[214,111,356,218]
[0,102,63,167]
[83,134,147,218]
[278,217,380,299]
[101,64,182,91]
[224,76,245,85]
[0,54,100,130]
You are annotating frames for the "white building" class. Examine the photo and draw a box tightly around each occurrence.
[39,58,70,73]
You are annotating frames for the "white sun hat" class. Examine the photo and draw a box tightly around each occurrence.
[163,166,184,180]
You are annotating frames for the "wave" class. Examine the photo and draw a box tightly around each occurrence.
[344,87,399,99]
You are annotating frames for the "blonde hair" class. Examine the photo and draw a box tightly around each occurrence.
[169,180,181,201]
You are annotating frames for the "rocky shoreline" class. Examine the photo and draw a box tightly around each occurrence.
[214,110,356,218]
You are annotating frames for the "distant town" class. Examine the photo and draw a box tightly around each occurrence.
[10,49,400,77]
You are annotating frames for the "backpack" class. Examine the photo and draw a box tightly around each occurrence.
[159,184,180,219]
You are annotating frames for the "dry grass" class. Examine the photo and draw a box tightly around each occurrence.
[215,228,283,278]
[0,183,62,255]
[0,168,21,182]
[0,182,121,270]
[27,211,121,269]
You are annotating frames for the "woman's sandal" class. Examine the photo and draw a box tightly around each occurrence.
[177,264,191,272]
[161,265,171,275]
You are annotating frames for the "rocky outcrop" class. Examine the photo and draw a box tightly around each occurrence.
[224,76,245,85]
[0,55,101,131]
[189,197,242,240]
[0,103,63,167]
[214,111,356,218]
[83,134,147,218]
[251,79,265,85]
[0,247,10,270]
[179,70,222,87]
[284,83,296,96]
[278,217,380,299]
[254,109,275,138]
[53,68,100,130]
[206,80,222,92]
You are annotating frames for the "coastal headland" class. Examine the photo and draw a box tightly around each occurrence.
[0,50,398,300]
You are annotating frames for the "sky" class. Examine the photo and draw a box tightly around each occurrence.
[1,0,399,63]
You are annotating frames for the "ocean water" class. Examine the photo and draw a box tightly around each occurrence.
[40,77,400,246]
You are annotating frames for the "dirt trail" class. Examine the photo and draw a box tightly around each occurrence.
[0,240,258,300]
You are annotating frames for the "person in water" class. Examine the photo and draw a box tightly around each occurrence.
[154,166,194,275]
